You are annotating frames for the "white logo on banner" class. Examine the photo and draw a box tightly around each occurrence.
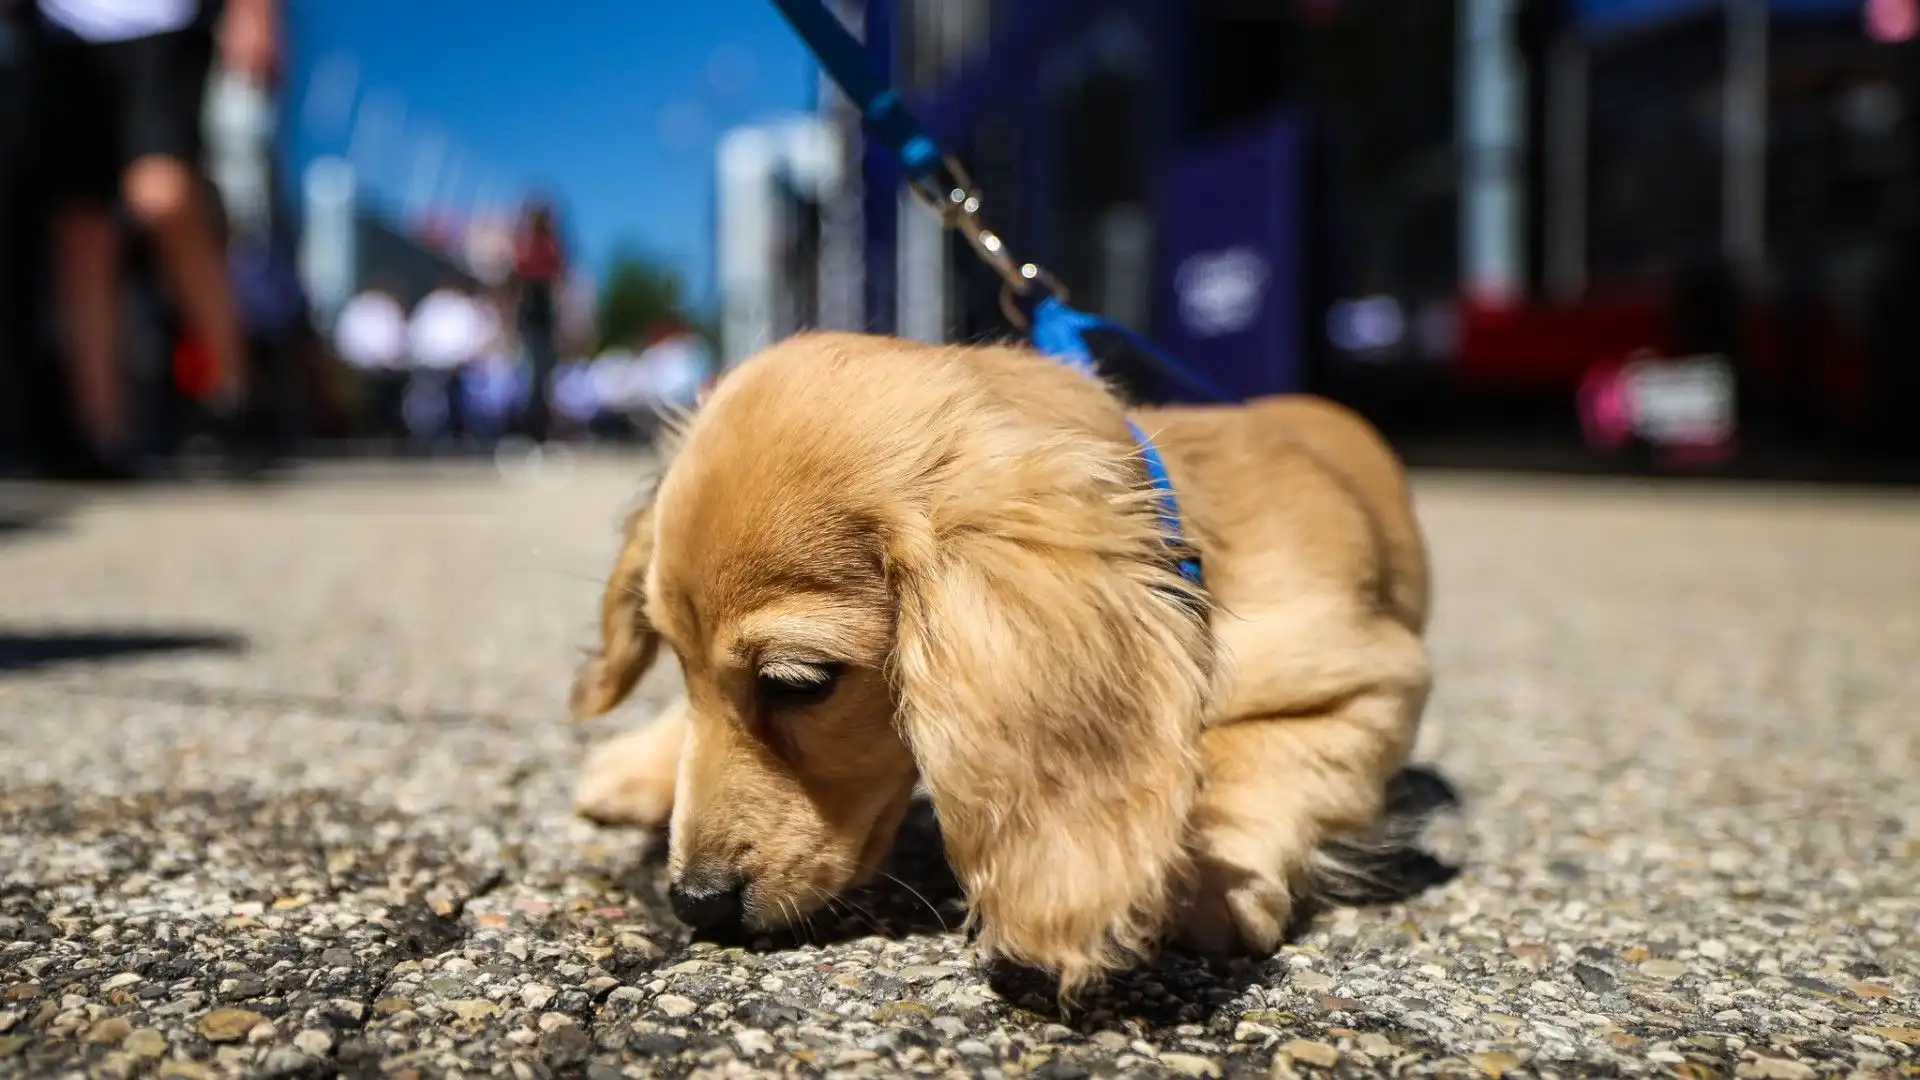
[1175,247,1270,338]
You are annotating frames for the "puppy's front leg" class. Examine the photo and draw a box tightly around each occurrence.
[574,695,689,828]
[1181,676,1427,955]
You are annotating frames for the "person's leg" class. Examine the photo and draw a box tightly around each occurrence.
[49,201,134,456]
[405,371,445,448]
[372,371,398,441]
[121,156,247,407]
[518,286,559,442]
[0,11,33,467]
[34,29,147,467]
[445,367,465,443]
[112,28,248,411]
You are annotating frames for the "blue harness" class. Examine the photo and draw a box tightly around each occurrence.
[771,0,1221,587]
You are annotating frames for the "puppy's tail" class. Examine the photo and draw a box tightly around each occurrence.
[1303,765,1464,911]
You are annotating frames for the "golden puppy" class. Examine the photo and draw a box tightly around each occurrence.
[570,331,1439,997]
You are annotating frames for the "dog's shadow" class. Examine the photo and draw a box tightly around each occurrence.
[615,765,1462,1027]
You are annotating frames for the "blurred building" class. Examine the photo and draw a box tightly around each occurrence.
[299,157,479,327]
[713,116,841,366]
[1498,0,1920,456]
[795,0,1461,407]
[756,0,1920,466]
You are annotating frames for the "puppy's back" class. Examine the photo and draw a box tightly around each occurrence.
[1141,394,1430,635]
[1244,395,1428,631]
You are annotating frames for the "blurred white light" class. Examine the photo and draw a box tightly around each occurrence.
[552,364,600,424]
[1174,246,1270,338]
[1327,295,1406,355]
[590,352,636,410]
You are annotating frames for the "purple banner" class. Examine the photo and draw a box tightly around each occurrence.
[1153,110,1308,403]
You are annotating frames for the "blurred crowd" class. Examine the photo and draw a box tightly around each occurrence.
[0,0,709,482]
[1,0,289,480]
[328,266,712,453]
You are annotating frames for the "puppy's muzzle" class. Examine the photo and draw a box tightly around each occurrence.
[667,874,746,934]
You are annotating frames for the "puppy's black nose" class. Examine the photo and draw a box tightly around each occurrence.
[667,877,745,932]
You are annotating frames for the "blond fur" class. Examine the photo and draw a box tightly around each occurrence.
[570,331,1437,999]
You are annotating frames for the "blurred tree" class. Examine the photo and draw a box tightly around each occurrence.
[597,245,687,351]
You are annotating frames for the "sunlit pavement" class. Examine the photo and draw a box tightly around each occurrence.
[1,458,1916,1078]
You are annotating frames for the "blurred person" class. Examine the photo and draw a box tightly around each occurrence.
[208,171,301,467]
[0,0,34,471]
[200,23,274,247]
[459,338,530,446]
[405,276,493,447]
[331,285,409,441]
[510,196,568,443]
[28,0,280,478]
[548,359,599,442]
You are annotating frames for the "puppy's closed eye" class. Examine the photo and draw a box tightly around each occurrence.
[757,660,844,708]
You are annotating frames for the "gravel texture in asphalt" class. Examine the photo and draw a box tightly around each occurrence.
[1,458,1916,1080]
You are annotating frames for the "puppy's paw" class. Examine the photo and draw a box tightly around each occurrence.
[1178,858,1294,957]
[573,727,677,829]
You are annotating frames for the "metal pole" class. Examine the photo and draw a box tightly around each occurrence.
[1460,0,1527,305]
[816,0,866,332]
[895,187,948,342]
[893,0,948,342]
[1723,0,1768,287]
[1546,27,1587,299]
[716,127,777,367]
[299,157,358,332]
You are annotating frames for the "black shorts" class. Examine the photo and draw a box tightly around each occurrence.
[36,23,214,202]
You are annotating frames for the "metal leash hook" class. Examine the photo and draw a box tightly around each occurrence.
[770,0,1214,587]
[905,154,1067,331]
[767,0,1226,401]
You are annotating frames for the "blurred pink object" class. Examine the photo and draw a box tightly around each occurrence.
[1579,350,1738,468]
[1866,0,1918,42]
[1578,356,1635,451]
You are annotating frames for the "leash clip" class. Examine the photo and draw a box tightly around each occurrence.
[907,154,1067,330]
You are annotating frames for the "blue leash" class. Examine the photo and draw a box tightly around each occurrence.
[770,0,1213,586]
[1029,297,1204,585]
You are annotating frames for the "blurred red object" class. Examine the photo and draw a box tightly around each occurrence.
[1454,288,1673,393]
[1577,354,1635,453]
[172,333,219,400]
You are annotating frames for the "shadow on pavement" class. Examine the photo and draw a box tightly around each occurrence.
[652,766,1464,1029]
[0,486,79,543]
[34,674,521,728]
[0,628,249,674]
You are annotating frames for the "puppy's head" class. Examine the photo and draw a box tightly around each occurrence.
[572,333,1215,996]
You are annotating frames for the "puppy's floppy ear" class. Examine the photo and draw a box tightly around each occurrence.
[571,496,663,720]
[889,433,1216,998]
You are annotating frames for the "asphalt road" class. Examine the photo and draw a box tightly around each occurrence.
[1,456,1915,1080]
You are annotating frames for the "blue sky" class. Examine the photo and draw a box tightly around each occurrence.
[284,0,819,304]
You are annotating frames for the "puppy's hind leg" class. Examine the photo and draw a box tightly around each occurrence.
[1180,637,1449,954]
[574,695,688,829]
